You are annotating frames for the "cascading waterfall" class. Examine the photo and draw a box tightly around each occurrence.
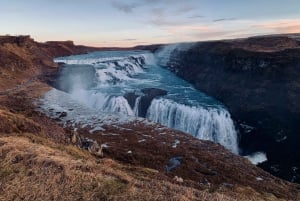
[50,50,239,154]
[94,57,145,84]
[69,89,135,116]
[133,96,141,116]
[102,96,135,116]
[56,54,147,84]
[146,98,238,154]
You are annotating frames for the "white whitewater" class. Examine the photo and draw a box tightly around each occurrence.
[133,96,141,116]
[43,50,240,154]
[147,98,238,154]
[245,152,268,165]
[69,89,135,116]
[94,56,145,84]
[56,54,147,84]
[103,96,134,116]
[38,88,134,131]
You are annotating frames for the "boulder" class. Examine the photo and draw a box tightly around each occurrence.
[124,92,139,109]
[124,88,167,117]
[139,88,167,117]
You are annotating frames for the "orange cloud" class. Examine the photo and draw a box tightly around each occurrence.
[167,25,215,34]
[254,19,300,33]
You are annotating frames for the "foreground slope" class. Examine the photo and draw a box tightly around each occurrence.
[1,101,299,201]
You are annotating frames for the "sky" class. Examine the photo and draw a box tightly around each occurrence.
[1,0,300,47]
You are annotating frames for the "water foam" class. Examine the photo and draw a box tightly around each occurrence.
[56,55,148,84]
[133,96,141,116]
[245,152,268,165]
[70,89,134,116]
[146,98,239,154]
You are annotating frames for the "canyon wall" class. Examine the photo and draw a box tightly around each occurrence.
[163,35,300,182]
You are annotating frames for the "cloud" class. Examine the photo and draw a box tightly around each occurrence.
[111,0,195,20]
[141,0,161,4]
[188,15,205,19]
[213,18,236,22]
[254,19,300,33]
[167,25,214,34]
[175,5,194,14]
[118,38,137,41]
[192,31,232,39]
[111,1,139,13]
[110,0,167,13]
[147,3,195,27]
[149,7,175,26]
[141,0,191,5]
[152,34,173,38]
[150,18,179,26]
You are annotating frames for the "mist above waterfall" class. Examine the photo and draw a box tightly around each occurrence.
[155,42,196,66]
[43,50,239,153]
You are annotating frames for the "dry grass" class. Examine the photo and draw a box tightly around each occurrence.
[0,134,283,201]
[0,108,292,201]
[0,109,41,134]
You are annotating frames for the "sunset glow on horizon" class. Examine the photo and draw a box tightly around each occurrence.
[1,0,300,47]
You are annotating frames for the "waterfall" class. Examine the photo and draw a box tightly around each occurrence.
[146,98,238,154]
[133,96,141,116]
[70,89,135,116]
[52,50,239,154]
[56,55,147,85]
[94,57,146,84]
[102,96,134,116]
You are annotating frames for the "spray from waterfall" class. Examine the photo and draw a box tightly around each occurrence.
[155,42,196,66]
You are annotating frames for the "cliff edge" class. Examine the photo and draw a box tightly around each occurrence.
[164,34,300,183]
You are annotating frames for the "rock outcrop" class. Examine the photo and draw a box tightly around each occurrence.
[162,34,300,183]
[0,35,103,92]
[124,88,167,117]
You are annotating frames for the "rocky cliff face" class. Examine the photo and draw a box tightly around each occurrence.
[0,35,102,92]
[39,40,102,58]
[163,35,300,183]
